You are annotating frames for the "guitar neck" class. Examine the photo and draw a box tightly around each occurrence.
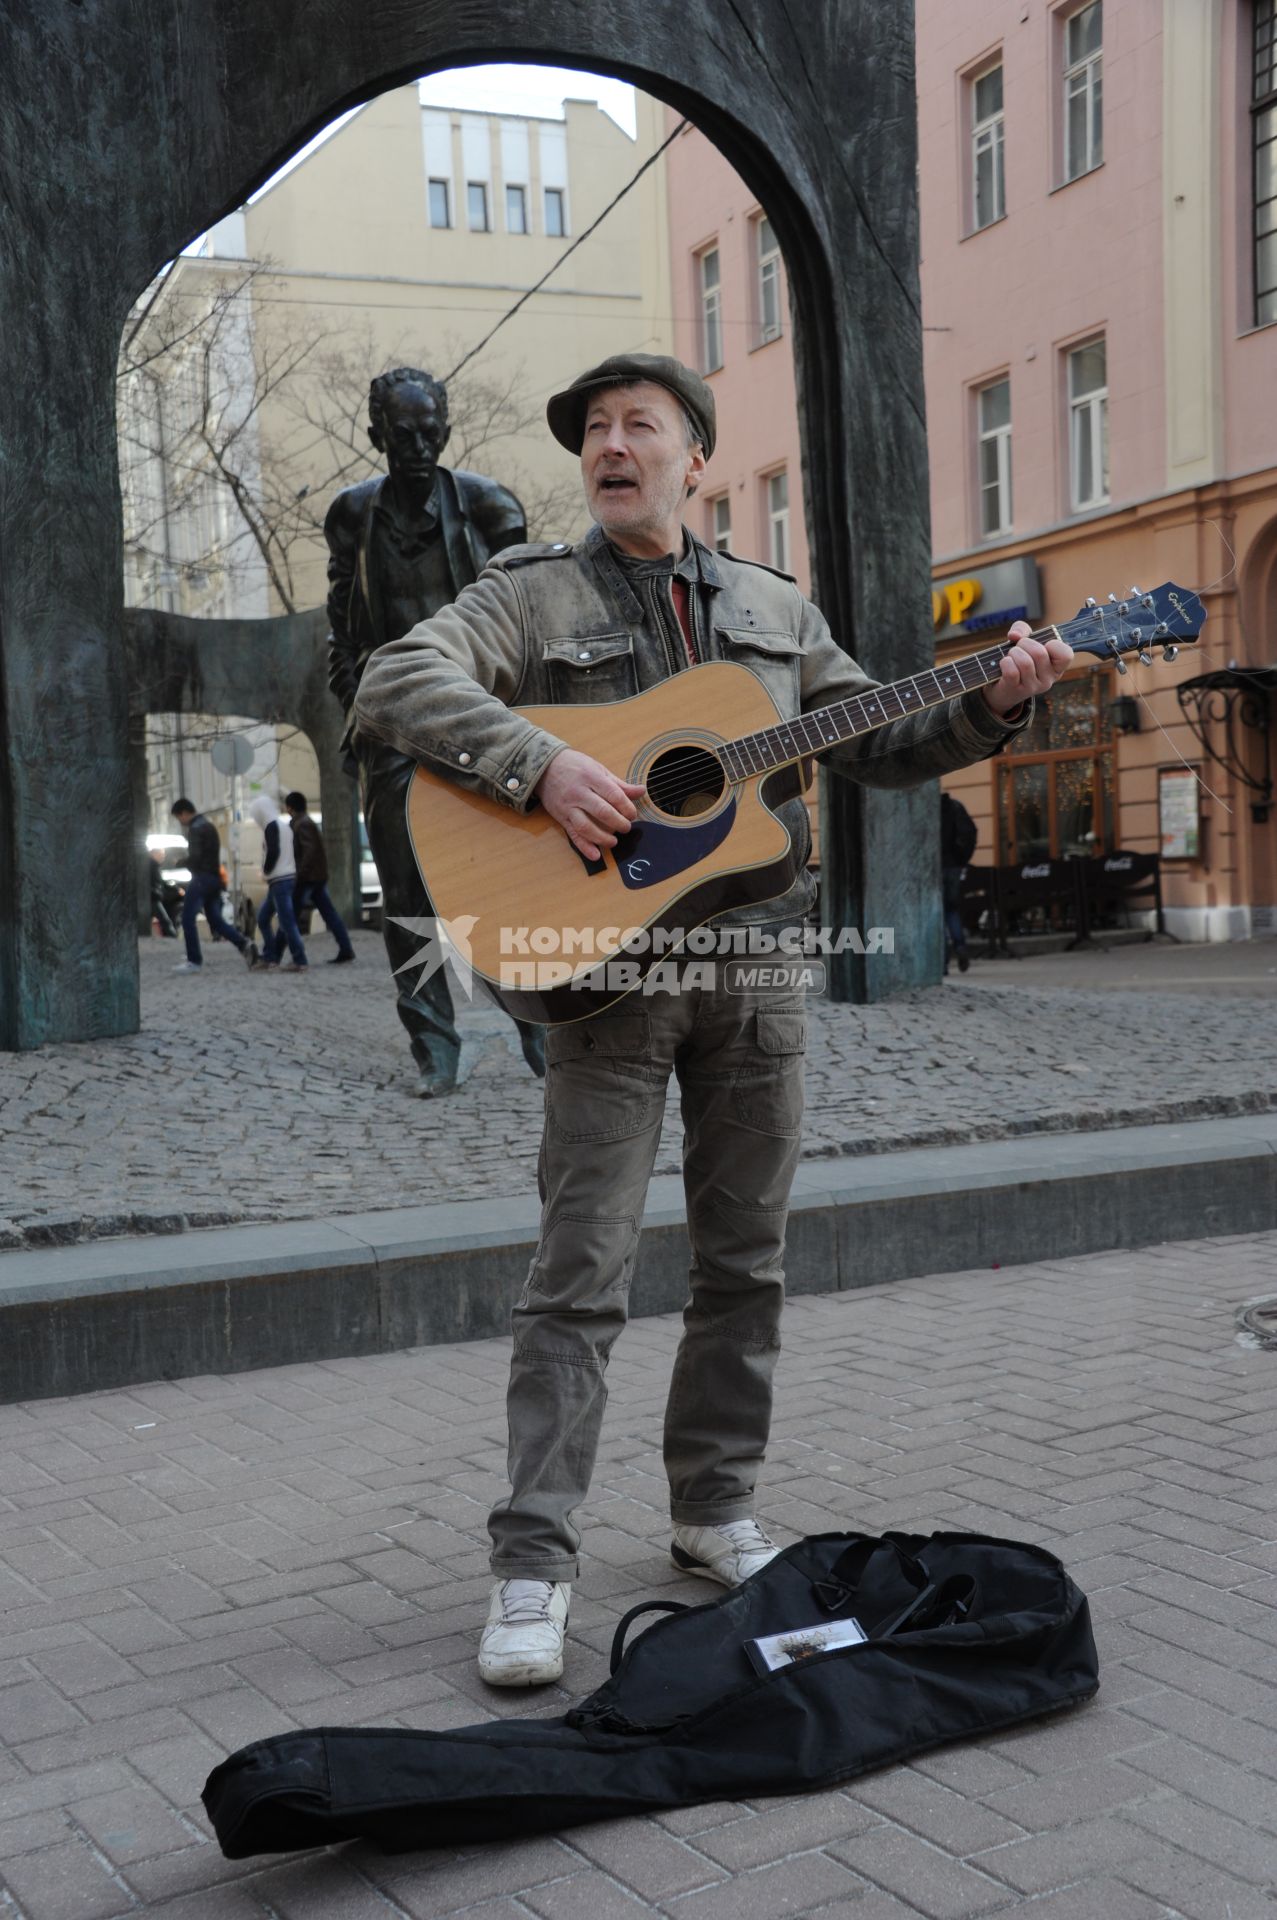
[718,628,1056,781]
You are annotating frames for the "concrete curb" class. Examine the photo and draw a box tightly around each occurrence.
[2,1113,1273,1403]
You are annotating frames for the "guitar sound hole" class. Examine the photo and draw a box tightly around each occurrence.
[645,744,726,819]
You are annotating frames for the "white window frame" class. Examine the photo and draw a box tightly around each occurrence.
[544,186,566,237]
[1254,0,1277,325]
[976,378,1012,537]
[1067,337,1109,512]
[699,245,723,374]
[710,494,732,553]
[428,178,451,229]
[971,62,1006,230]
[1062,1,1103,183]
[766,470,790,573]
[466,181,489,232]
[505,184,527,234]
[755,214,782,345]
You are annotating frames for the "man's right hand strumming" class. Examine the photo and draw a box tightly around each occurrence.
[536,748,646,862]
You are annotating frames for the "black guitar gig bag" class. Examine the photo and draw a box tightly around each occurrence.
[203,1529,1099,1857]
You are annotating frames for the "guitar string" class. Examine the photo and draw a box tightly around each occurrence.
[1123,524,1239,816]
[634,637,1021,811]
[629,619,1084,812]
[619,597,1198,816]
[1129,522,1236,814]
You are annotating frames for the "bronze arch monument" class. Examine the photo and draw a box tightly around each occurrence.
[0,0,935,1051]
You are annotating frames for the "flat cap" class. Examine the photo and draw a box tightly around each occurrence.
[546,352,716,458]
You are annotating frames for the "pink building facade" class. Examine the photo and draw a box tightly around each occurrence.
[665,3,1277,939]
[663,116,810,593]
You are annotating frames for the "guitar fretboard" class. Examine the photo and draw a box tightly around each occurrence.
[717,631,1049,781]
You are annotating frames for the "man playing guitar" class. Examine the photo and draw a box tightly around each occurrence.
[354,352,1072,1687]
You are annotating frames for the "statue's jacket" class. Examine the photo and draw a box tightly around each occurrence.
[325,466,526,717]
[353,522,1029,929]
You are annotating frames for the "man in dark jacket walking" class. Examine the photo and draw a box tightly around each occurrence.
[169,799,259,974]
[283,792,355,965]
[941,791,979,974]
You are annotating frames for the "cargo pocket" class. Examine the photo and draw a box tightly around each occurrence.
[542,633,638,704]
[731,1007,807,1136]
[546,1011,667,1141]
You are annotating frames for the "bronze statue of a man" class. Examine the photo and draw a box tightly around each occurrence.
[325,366,545,1095]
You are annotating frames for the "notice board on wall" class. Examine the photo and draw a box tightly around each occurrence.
[1159,767,1201,860]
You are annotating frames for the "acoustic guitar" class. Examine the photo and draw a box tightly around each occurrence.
[406,583,1204,1023]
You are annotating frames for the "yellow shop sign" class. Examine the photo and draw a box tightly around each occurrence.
[931,557,1042,642]
[932,579,982,628]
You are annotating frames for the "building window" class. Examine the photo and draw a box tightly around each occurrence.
[1068,337,1109,511]
[971,63,1006,229]
[1063,2,1103,182]
[699,246,723,374]
[506,184,527,234]
[997,673,1116,866]
[544,186,566,237]
[710,494,732,552]
[755,214,782,344]
[428,179,451,229]
[1255,0,1277,324]
[467,182,489,232]
[977,378,1012,537]
[766,470,790,572]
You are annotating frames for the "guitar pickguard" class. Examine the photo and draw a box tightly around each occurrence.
[612,800,737,889]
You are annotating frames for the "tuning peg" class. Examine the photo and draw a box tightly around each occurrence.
[1162,644,1179,662]
[1086,596,1099,608]
[1138,649,1153,666]
[1128,585,1143,598]
[1141,594,1155,609]
[1108,593,1118,603]
[1114,655,1128,675]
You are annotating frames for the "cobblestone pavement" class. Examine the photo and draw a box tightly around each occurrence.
[1,1231,1275,1917]
[0,936,1274,1248]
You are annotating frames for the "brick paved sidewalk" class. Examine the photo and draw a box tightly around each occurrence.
[1,1230,1276,1917]
[0,935,1273,1249]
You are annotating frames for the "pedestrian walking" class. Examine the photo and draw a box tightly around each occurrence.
[941,791,979,974]
[148,851,178,939]
[169,799,259,973]
[282,792,355,965]
[249,795,308,973]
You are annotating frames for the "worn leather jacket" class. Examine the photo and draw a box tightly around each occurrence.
[353,522,1028,927]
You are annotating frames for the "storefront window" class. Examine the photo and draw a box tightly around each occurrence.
[998,672,1116,860]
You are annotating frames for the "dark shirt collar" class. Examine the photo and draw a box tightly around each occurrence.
[587,521,720,587]
[376,475,441,537]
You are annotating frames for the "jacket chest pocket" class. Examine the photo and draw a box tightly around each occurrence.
[714,627,803,715]
[541,633,638,705]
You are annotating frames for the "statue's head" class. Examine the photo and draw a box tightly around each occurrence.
[368,368,451,490]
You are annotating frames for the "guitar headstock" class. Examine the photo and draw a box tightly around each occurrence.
[1062,582,1205,670]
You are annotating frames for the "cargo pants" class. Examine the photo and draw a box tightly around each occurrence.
[488,965,806,1580]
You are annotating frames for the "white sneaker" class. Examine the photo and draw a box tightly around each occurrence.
[478,1579,571,1687]
[171,961,203,973]
[671,1519,782,1587]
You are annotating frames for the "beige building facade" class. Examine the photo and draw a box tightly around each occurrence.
[120,77,674,858]
[224,81,673,611]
